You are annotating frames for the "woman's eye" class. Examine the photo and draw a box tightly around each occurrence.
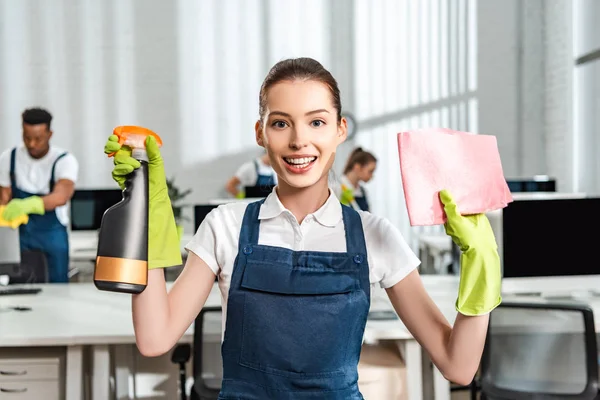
[272,120,287,129]
[311,120,325,128]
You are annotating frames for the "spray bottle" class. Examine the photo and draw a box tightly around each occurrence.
[94,126,163,294]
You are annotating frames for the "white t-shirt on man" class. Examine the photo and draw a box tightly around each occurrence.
[0,145,79,226]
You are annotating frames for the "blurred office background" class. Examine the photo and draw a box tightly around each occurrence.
[2,1,600,399]
[2,0,597,248]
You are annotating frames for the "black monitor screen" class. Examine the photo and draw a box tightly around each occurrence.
[70,189,123,231]
[244,185,274,198]
[502,197,600,278]
[194,205,219,231]
[506,179,556,193]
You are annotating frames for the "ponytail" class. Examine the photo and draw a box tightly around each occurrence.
[343,147,377,174]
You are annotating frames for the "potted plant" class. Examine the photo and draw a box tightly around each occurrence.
[166,177,192,241]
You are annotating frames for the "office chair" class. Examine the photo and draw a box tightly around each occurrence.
[171,306,223,400]
[480,301,599,400]
[8,250,49,284]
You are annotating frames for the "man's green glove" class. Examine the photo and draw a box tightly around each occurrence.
[2,196,45,221]
[104,134,182,269]
[440,189,502,316]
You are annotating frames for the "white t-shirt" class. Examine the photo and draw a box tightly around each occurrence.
[185,188,420,338]
[0,145,79,226]
[234,158,277,187]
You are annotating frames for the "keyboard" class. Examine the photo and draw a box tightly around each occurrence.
[0,286,42,296]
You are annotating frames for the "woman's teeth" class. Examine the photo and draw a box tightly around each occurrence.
[284,157,316,168]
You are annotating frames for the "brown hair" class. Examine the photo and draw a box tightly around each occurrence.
[258,57,342,124]
[343,147,377,174]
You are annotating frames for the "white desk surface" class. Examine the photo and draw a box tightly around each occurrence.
[0,282,217,347]
[0,279,463,348]
[4,275,600,348]
[5,276,600,400]
[69,232,195,262]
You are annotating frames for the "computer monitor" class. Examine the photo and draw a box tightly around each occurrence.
[244,185,274,199]
[194,205,219,232]
[70,189,123,231]
[506,176,556,193]
[0,227,21,277]
[450,192,578,275]
[502,195,599,278]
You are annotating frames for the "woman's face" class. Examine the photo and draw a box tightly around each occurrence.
[256,79,347,189]
[357,161,377,183]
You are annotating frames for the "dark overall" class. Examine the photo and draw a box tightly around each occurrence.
[218,200,371,399]
[254,160,276,187]
[10,148,70,283]
[353,186,370,212]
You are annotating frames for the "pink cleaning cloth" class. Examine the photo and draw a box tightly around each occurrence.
[397,128,513,226]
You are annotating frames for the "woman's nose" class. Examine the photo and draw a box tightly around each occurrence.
[289,127,309,149]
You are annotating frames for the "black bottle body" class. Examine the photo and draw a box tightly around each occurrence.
[94,161,149,294]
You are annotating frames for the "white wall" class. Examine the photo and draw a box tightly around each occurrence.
[0,0,333,183]
[477,0,521,177]
[0,0,579,238]
[0,0,336,234]
[543,0,575,193]
[573,0,600,195]
[477,0,575,187]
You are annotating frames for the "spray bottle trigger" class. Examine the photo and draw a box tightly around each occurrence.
[107,126,163,158]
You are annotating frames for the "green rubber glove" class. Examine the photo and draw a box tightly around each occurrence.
[440,189,502,316]
[104,134,182,269]
[104,135,140,189]
[2,196,45,221]
[339,184,355,206]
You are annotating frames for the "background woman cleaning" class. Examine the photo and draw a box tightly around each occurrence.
[337,147,377,212]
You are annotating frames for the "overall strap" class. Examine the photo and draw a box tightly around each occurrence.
[9,148,17,188]
[237,199,265,253]
[49,152,68,192]
[358,184,370,211]
[341,204,367,256]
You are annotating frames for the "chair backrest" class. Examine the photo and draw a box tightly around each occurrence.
[481,301,599,400]
[192,306,222,398]
[8,250,49,284]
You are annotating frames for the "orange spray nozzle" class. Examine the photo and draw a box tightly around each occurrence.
[107,126,163,158]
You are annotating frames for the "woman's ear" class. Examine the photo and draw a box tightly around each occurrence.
[337,117,348,144]
[255,120,265,147]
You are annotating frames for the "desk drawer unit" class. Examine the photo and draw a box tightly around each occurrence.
[0,380,60,400]
[0,348,63,400]
[0,361,60,381]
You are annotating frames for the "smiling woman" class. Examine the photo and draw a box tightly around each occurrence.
[105,57,502,399]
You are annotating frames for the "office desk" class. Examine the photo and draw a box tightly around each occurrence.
[417,275,600,400]
[0,282,219,400]
[0,282,455,400]
[6,276,600,400]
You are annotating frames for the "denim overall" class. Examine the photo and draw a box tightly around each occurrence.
[353,186,370,212]
[218,200,371,399]
[254,160,276,187]
[10,148,70,283]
